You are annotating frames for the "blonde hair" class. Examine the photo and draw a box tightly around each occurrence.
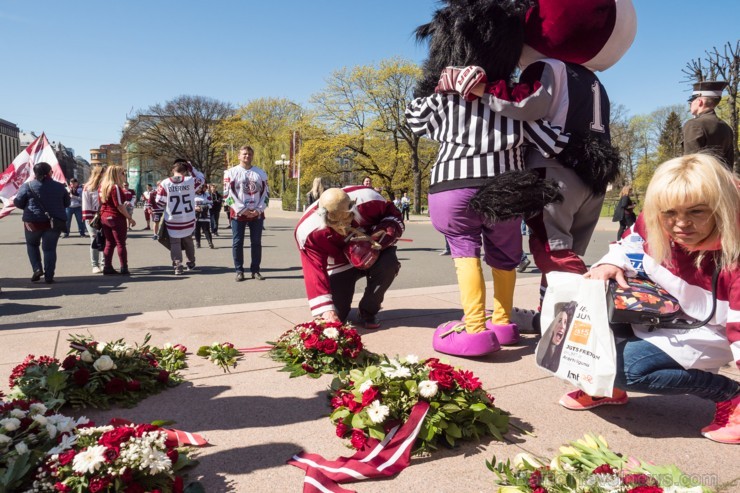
[620,185,631,197]
[643,154,740,270]
[84,165,105,191]
[310,177,326,199]
[99,165,126,203]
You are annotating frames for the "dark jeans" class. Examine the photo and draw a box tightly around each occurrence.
[195,221,213,245]
[24,226,61,281]
[615,337,740,403]
[66,206,85,235]
[210,209,220,233]
[329,247,401,322]
[231,218,263,274]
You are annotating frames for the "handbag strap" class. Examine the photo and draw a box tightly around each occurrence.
[655,268,720,330]
[26,181,54,220]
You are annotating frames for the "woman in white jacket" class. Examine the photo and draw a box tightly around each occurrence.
[82,165,104,273]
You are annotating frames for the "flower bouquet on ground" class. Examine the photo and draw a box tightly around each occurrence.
[0,399,90,492]
[8,334,184,410]
[268,319,377,378]
[149,343,189,374]
[488,433,711,492]
[329,355,510,454]
[197,342,242,373]
[29,419,202,493]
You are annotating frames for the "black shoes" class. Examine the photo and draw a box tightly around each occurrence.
[120,267,131,275]
[102,266,119,275]
[358,309,381,329]
[31,270,44,282]
[45,278,55,284]
[235,272,245,282]
[208,243,214,249]
[252,272,265,280]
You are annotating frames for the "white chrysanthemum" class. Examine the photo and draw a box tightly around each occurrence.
[164,342,173,349]
[92,355,117,372]
[80,350,94,363]
[389,366,411,379]
[96,342,107,352]
[0,418,21,431]
[47,415,76,434]
[145,448,172,474]
[76,425,114,436]
[9,409,26,419]
[45,423,58,439]
[29,402,47,414]
[358,379,374,393]
[0,434,11,444]
[322,327,339,339]
[365,400,390,424]
[404,354,419,364]
[32,415,48,426]
[418,380,438,398]
[72,444,107,474]
[48,433,79,455]
[14,442,29,455]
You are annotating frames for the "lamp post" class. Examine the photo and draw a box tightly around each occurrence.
[274,153,290,193]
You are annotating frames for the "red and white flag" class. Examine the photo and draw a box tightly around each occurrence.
[0,133,66,219]
[289,401,430,493]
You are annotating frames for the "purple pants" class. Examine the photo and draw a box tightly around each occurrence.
[101,214,128,269]
[429,187,521,270]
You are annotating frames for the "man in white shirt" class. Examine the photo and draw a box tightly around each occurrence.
[223,145,269,282]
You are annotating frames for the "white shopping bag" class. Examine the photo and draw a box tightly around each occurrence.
[536,272,616,396]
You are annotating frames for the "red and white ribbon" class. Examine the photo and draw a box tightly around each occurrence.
[108,418,208,447]
[238,345,274,353]
[288,401,430,493]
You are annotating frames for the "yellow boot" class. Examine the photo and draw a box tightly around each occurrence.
[489,267,520,345]
[432,257,501,357]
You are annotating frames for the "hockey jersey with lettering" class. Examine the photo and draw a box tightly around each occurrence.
[156,171,205,238]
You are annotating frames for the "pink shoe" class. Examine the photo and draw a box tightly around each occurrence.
[432,321,500,357]
[461,310,520,345]
[485,321,520,345]
[559,388,629,410]
[701,394,740,444]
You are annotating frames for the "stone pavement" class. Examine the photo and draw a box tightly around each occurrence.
[1,277,738,492]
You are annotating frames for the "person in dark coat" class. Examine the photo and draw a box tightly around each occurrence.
[13,162,70,283]
[612,185,636,240]
[683,80,735,169]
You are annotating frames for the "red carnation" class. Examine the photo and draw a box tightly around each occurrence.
[428,369,454,390]
[125,379,141,391]
[103,446,120,462]
[528,470,542,489]
[104,378,126,395]
[99,427,136,448]
[301,363,315,373]
[120,468,134,484]
[303,333,319,349]
[54,483,71,492]
[532,488,547,493]
[167,448,179,464]
[88,477,111,493]
[124,484,146,493]
[222,342,234,349]
[321,339,338,355]
[361,387,379,407]
[61,355,78,370]
[453,369,482,391]
[330,395,344,409]
[157,370,170,383]
[57,450,76,466]
[350,428,367,450]
[335,422,349,438]
[72,368,91,386]
[134,423,160,436]
[627,488,663,493]
[593,464,616,475]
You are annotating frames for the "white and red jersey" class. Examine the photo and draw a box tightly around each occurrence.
[594,215,740,372]
[294,186,404,316]
[223,165,269,216]
[156,172,204,238]
[141,190,153,210]
[81,185,99,221]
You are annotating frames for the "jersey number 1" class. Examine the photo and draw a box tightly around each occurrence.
[590,82,606,133]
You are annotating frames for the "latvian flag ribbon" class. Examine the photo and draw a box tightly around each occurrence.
[0,133,66,219]
[288,401,430,493]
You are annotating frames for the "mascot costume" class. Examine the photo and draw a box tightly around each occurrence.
[407,0,636,357]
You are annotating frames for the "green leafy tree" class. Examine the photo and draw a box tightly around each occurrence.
[123,95,234,183]
[656,111,684,162]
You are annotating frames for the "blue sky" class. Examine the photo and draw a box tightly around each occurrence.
[2,0,738,161]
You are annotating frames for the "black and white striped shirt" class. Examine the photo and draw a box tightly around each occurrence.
[406,93,569,193]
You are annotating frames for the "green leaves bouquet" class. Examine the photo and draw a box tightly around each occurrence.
[329,355,510,454]
[269,319,376,378]
[488,433,710,492]
[196,342,242,373]
[8,334,183,410]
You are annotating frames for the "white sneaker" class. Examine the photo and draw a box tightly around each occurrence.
[92,266,102,274]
